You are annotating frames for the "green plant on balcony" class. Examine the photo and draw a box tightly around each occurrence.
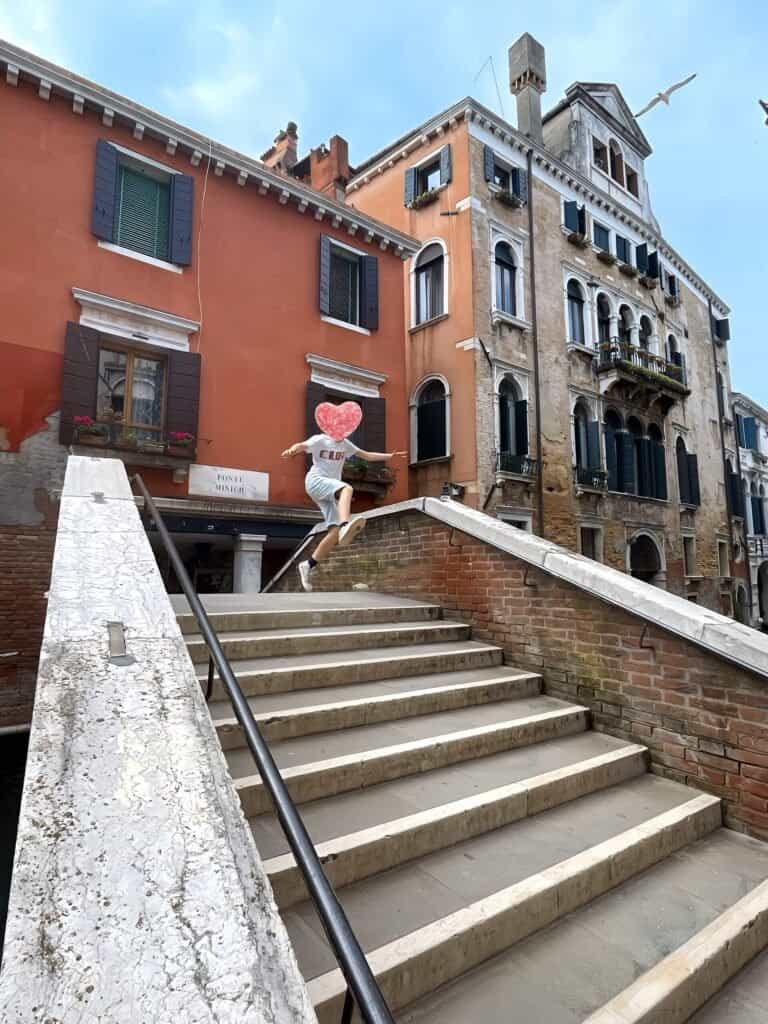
[493,189,523,209]
[343,455,395,486]
[614,360,688,394]
[411,188,441,210]
[73,416,109,445]
[167,432,196,458]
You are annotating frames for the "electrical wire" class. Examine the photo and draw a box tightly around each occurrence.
[194,136,213,354]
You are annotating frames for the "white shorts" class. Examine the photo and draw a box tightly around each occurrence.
[305,470,349,527]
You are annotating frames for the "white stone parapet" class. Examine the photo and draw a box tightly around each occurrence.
[0,456,316,1022]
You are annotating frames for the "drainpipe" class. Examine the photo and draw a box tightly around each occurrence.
[526,147,545,538]
[709,298,751,618]
[478,337,500,510]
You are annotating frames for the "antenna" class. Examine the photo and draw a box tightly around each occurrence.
[474,55,505,118]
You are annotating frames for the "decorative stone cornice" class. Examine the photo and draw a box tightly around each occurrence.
[0,39,418,258]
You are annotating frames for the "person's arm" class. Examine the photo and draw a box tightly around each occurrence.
[353,448,408,463]
[281,441,310,458]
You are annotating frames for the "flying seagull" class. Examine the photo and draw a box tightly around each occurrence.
[634,74,697,118]
[760,99,768,125]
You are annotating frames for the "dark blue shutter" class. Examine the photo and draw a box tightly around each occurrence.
[169,174,194,266]
[647,251,659,279]
[638,437,652,497]
[319,235,332,314]
[515,400,528,456]
[677,445,690,504]
[514,168,528,204]
[564,201,579,233]
[736,414,746,448]
[744,417,758,451]
[60,322,100,444]
[636,243,649,274]
[586,420,601,470]
[91,140,119,241]
[484,145,495,182]
[616,235,628,264]
[619,432,635,493]
[360,255,379,331]
[668,273,678,297]
[404,168,417,207]
[605,427,618,490]
[439,145,452,186]
[652,442,667,500]
[715,318,731,341]
[687,453,700,506]
[728,473,742,517]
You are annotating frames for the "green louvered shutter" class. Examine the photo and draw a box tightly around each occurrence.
[116,166,170,260]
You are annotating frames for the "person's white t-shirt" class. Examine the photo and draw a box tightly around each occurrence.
[304,434,362,480]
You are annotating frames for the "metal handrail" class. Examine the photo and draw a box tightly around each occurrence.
[133,474,394,1024]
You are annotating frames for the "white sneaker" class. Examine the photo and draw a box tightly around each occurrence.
[298,560,313,592]
[338,518,366,548]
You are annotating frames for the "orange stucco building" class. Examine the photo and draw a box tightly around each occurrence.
[0,41,417,725]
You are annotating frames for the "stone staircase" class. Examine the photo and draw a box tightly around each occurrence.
[174,592,768,1024]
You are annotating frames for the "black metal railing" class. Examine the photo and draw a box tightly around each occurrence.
[133,474,394,1024]
[496,452,538,476]
[574,466,608,490]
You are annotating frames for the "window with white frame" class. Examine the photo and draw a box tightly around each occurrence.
[579,526,603,562]
[596,293,612,344]
[494,242,517,316]
[609,139,625,188]
[567,279,586,346]
[412,377,449,462]
[593,221,611,253]
[413,242,445,324]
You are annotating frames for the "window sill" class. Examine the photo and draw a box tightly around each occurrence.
[492,310,530,331]
[409,455,452,468]
[97,240,183,274]
[567,343,597,358]
[408,183,448,210]
[606,490,669,505]
[410,313,449,334]
[71,443,193,472]
[680,502,700,512]
[321,315,371,336]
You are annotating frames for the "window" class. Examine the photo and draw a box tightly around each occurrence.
[604,410,624,492]
[418,159,441,195]
[718,540,730,577]
[647,424,667,501]
[580,527,602,562]
[593,222,611,252]
[737,414,759,451]
[683,536,697,577]
[319,236,378,330]
[96,347,166,439]
[639,315,653,352]
[493,163,510,191]
[483,147,528,201]
[91,140,193,266]
[567,279,586,346]
[628,417,643,495]
[597,294,612,344]
[593,138,608,173]
[618,305,633,345]
[563,201,586,237]
[752,484,766,536]
[498,378,528,466]
[609,140,625,187]
[626,167,639,198]
[676,436,701,507]
[414,243,444,324]
[494,242,517,316]
[615,235,631,265]
[415,379,448,461]
[404,145,452,206]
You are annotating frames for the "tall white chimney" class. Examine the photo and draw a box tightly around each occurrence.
[508,33,547,145]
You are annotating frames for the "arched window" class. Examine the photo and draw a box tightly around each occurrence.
[494,242,517,316]
[609,140,625,187]
[567,279,585,346]
[759,485,767,536]
[415,378,448,461]
[677,436,700,506]
[667,334,679,360]
[596,294,612,344]
[618,305,633,346]
[648,423,667,500]
[414,243,444,325]
[628,417,643,496]
[752,483,766,536]
[604,409,623,492]
[573,402,589,470]
[498,377,528,469]
[639,316,653,352]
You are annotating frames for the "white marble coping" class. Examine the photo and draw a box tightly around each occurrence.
[0,456,317,1022]
[278,497,768,683]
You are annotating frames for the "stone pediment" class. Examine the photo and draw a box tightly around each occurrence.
[565,82,652,157]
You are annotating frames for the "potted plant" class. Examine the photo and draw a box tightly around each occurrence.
[73,416,109,446]
[596,250,616,265]
[138,436,166,455]
[493,189,523,209]
[120,430,139,450]
[411,188,440,210]
[619,262,638,278]
[167,432,196,457]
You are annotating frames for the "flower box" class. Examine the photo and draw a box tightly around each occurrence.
[77,432,109,447]
[639,275,658,290]
[410,189,441,210]
[596,250,616,265]
[167,445,195,459]
[619,263,638,278]
[493,190,523,209]
[138,440,166,455]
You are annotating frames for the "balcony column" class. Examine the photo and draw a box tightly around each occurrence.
[609,315,619,340]
[650,332,660,356]
[233,533,267,593]
[629,324,640,347]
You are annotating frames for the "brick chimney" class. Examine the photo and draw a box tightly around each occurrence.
[261,121,298,173]
[508,33,547,145]
[308,135,350,201]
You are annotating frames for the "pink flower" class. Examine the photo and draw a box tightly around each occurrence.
[74,416,95,426]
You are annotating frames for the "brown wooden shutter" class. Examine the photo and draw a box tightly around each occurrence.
[362,397,386,452]
[165,350,201,440]
[60,322,100,444]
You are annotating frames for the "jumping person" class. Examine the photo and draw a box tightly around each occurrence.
[282,425,406,591]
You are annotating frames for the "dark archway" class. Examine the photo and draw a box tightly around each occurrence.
[759,562,768,625]
[629,534,662,584]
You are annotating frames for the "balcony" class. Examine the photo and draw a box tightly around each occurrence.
[597,341,689,411]
[748,536,768,560]
[74,420,197,461]
[497,452,538,478]
[574,466,608,492]
[342,456,396,497]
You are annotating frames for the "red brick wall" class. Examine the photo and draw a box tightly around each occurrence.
[0,524,57,727]
[275,512,768,839]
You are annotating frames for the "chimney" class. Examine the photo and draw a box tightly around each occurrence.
[508,33,547,145]
[309,135,350,201]
[261,121,298,173]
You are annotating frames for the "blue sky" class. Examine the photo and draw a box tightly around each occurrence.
[2,0,766,402]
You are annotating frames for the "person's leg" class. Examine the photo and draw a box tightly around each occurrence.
[336,484,353,526]
[312,525,340,562]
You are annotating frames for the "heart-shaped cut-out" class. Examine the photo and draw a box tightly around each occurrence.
[315,401,363,442]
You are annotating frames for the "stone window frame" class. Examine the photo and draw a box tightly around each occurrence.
[496,506,533,532]
[409,373,451,464]
[625,526,667,587]
[577,521,605,563]
[569,391,602,471]
[492,361,530,462]
[562,268,594,351]
[489,222,528,328]
[409,237,449,330]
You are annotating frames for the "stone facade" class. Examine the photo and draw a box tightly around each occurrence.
[347,36,735,617]
[731,392,768,626]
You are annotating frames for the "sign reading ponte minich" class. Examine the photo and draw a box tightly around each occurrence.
[188,464,270,503]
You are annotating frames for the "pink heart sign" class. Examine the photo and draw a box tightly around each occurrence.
[315,401,363,442]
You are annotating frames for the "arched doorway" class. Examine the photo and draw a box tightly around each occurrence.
[735,584,750,625]
[629,533,662,584]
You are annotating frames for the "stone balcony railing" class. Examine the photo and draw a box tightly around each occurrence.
[748,535,768,559]
[598,341,687,389]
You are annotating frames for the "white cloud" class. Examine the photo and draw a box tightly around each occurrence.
[0,0,68,63]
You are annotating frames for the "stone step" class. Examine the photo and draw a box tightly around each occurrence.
[171,592,442,635]
[266,742,648,909]
[395,827,767,1024]
[232,697,588,817]
[184,620,471,664]
[200,640,504,700]
[297,783,722,1021]
[213,670,541,748]
[689,946,768,1023]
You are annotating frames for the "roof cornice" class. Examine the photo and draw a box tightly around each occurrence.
[347,96,728,314]
[732,393,768,423]
[0,39,418,256]
[558,82,652,157]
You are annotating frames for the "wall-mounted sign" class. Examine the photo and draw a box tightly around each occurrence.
[188,464,269,503]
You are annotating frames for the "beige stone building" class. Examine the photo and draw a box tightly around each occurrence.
[346,33,736,611]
